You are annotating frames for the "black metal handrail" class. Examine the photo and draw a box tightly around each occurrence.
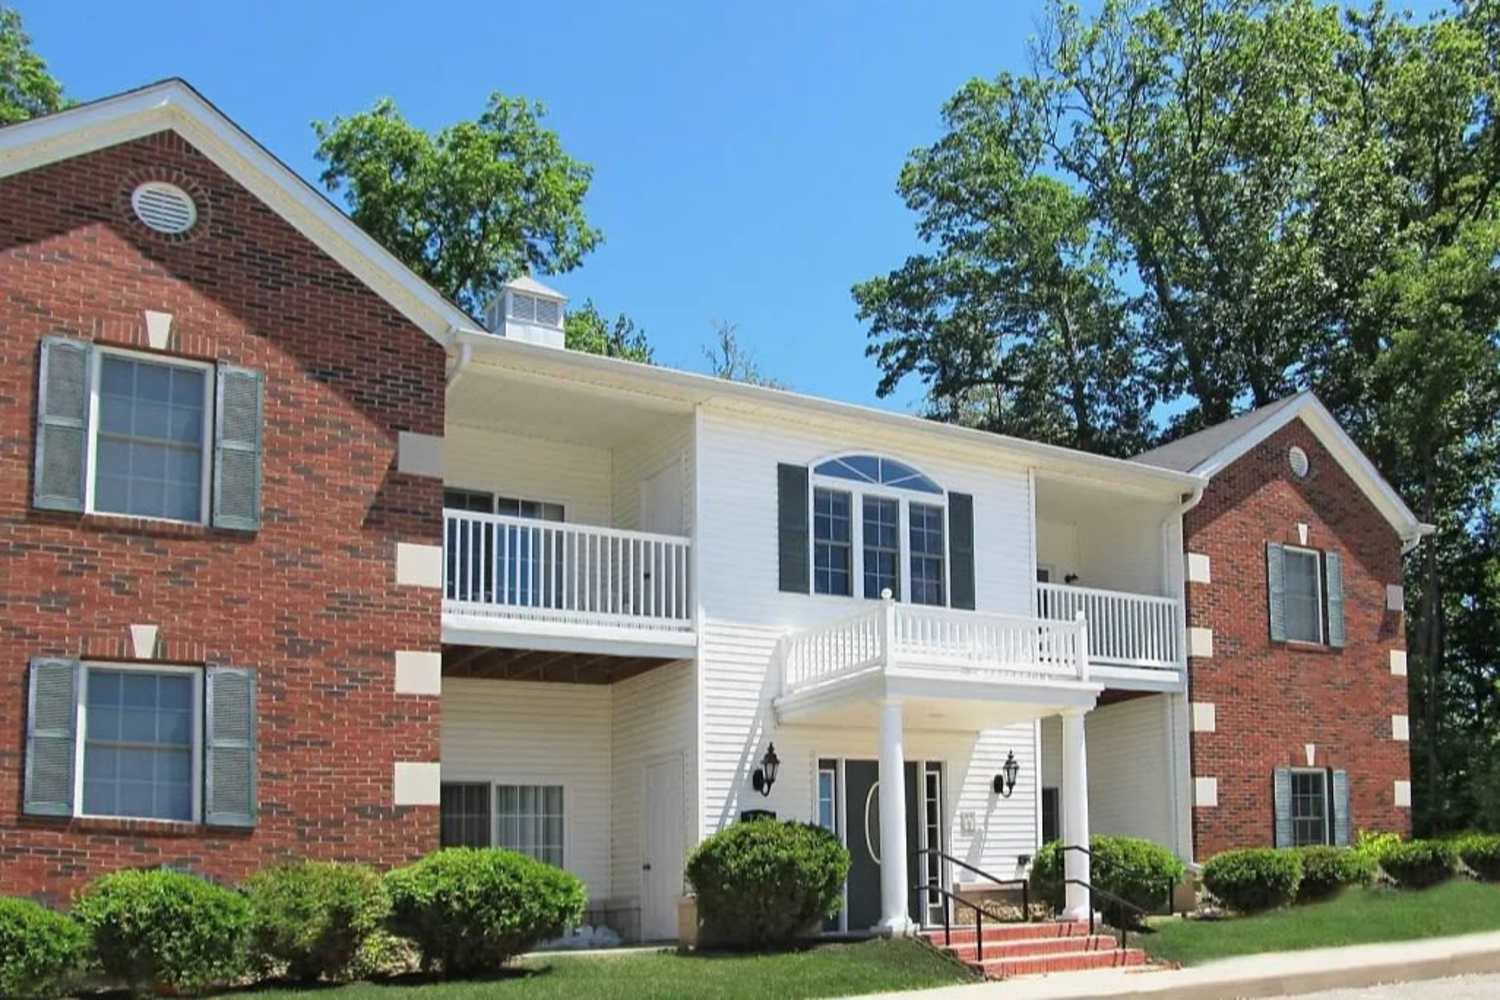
[1057,843,1177,915]
[910,881,993,962]
[1061,877,1147,951]
[912,847,1032,925]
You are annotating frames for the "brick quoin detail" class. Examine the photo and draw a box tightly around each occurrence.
[1184,421,1411,859]
[0,131,446,902]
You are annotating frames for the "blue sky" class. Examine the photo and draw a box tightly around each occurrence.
[17,1,1444,414]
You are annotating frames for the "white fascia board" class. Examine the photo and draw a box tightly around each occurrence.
[1190,394,1427,543]
[453,329,1207,496]
[0,80,481,347]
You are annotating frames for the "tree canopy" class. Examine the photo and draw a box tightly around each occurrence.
[564,300,654,363]
[313,94,601,317]
[0,6,66,126]
[858,0,1500,834]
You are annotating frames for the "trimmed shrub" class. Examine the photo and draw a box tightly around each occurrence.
[1202,848,1303,913]
[244,861,389,983]
[1379,839,1457,889]
[384,848,586,977]
[72,868,250,996]
[1029,836,1185,926]
[686,819,850,948]
[1457,834,1500,882]
[1293,846,1377,902]
[0,897,88,999]
[1352,829,1402,865]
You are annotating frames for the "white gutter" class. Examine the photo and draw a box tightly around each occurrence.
[1402,522,1437,555]
[445,341,473,390]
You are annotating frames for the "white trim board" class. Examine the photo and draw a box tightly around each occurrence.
[0,79,478,346]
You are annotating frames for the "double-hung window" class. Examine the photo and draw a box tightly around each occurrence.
[81,666,201,822]
[908,502,946,606]
[1282,547,1323,644]
[861,497,899,599]
[93,353,212,523]
[439,781,566,867]
[1290,769,1330,846]
[813,488,853,596]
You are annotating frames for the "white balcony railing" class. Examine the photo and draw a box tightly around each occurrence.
[780,600,1090,697]
[1035,582,1180,670]
[443,510,692,632]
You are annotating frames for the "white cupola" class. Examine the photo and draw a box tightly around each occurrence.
[483,275,567,348]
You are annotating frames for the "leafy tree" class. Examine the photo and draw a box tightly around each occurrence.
[563,300,654,363]
[0,6,66,125]
[861,0,1500,834]
[703,321,786,389]
[313,95,601,316]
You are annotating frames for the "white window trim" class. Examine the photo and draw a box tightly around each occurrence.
[808,467,950,608]
[439,777,568,867]
[72,661,204,824]
[85,345,214,526]
[1281,544,1325,645]
[1289,767,1331,846]
[443,487,567,522]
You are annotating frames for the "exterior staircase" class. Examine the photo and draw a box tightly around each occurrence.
[920,920,1149,979]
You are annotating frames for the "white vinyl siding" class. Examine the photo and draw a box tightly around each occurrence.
[440,679,611,900]
[445,425,612,527]
[610,419,694,534]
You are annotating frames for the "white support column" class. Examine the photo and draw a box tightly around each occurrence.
[1061,708,1092,922]
[878,696,913,936]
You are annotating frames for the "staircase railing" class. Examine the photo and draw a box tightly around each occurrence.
[1057,843,1177,915]
[910,848,1033,962]
[1062,878,1145,952]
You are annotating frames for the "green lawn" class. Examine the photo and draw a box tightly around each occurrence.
[207,939,973,1000]
[1141,880,1500,966]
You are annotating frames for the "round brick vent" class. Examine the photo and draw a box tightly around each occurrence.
[130,181,198,235]
[1288,445,1310,478]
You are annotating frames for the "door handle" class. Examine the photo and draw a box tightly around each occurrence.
[642,863,652,871]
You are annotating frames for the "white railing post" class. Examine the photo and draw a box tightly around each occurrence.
[881,590,897,670]
[1074,610,1090,683]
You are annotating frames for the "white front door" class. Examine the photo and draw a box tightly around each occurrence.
[640,462,685,535]
[642,756,685,941]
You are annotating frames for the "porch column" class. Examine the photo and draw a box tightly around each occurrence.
[878,696,913,936]
[1061,707,1092,921]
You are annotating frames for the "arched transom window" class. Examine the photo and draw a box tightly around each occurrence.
[809,454,948,605]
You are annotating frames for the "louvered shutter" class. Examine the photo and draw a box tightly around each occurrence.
[33,337,93,512]
[1266,542,1287,642]
[1272,767,1293,847]
[24,658,80,816]
[1331,769,1351,846]
[948,492,976,610]
[205,666,257,827]
[777,464,809,594]
[213,364,263,531]
[1325,551,1346,648]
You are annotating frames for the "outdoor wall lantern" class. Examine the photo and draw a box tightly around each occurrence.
[752,743,781,797]
[992,751,1020,798]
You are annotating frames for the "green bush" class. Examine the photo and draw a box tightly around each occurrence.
[685,819,850,948]
[1294,846,1377,902]
[0,897,88,999]
[244,861,389,983]
[1029,836,1184,926]
[1379,839,1457,888]
[384,848,586,977]
[1202,848,1303,913]
[1457,834,1500,882]
[71,868,250,996]
[1353,829,1402,865]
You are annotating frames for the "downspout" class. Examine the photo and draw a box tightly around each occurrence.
[445,340,473,390]
[1161,481,1206,866]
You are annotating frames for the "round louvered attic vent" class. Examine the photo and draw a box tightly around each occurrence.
[1288,445,1310,478]
[131,181,198,234]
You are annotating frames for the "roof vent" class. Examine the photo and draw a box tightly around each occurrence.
[131,181,198,235]
[483,276,566,349]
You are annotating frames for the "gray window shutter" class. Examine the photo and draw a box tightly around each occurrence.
[949,491,976,610]
[1272,767,1293,847]
[24,658,80,816]
[213,364,264,531]
[33,337,93,512]
[1325,551,1346,648]
[1266,542,1286,642]
[1331,769,1351,846]
[777,464,809,594]
[205,665,257,827]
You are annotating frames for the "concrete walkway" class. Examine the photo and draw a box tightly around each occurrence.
[858,930,1500,1000]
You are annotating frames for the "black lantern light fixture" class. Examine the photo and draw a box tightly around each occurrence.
[752,743,781,797]
[992,750,1020,798]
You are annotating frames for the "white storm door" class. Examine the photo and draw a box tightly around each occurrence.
[642,755,685,940]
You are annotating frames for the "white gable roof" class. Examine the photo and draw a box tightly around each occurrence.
[1136,392,1431,544]
[0,79,480,345]
[504,275,566,300]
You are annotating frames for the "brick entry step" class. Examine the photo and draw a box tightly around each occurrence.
[919,920,1149,979]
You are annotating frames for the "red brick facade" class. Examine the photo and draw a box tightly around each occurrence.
[0,130,446,902]
[1184,420,1411,859]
